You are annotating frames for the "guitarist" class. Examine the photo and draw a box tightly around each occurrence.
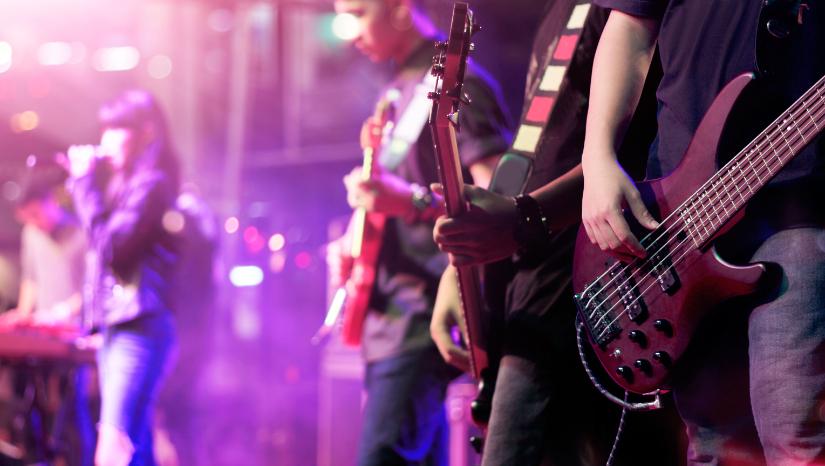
[327,0,511,464]
[432,1,686,464]
[580,1,825,464]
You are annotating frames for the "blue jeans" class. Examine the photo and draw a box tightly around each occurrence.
[98,312,176,466]
[674,227,825,465]
[357,347,457,466]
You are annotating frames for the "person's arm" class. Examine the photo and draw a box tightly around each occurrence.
[15,279,36,317]
[580,10,660,259]
[432,162,583,266]
[430,265,471,373]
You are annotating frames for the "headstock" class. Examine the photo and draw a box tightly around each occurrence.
[428,2,480,130]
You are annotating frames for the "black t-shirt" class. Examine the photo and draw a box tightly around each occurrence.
[362,40,512,362]
[596,0,825,183]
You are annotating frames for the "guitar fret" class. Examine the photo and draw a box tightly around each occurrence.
[681,211,700,248]
[805,106,820,131]
[737,160,754,195]
[714,180,731,217]
[777,118,795,157]
[788,114,807,143]
[748,155,763,184]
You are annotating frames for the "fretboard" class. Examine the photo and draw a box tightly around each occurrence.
[677,74,825,247]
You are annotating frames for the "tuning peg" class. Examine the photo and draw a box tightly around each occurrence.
[460,93,472,106]
[431,64,445,77]
[469,42,476,52]
[434,41,448,50]
[427,91,441,101]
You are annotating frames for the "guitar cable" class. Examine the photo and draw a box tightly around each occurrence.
[575,315,662,465]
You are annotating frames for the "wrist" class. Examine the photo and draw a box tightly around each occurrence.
[406,183,438,223]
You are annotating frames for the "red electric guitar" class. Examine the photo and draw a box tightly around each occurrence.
[573,71,825,394]
[429,2,494,427]
[323,99,395,347]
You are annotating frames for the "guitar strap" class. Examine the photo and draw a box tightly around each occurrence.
[491,0,595,196]
[379,72,439,171]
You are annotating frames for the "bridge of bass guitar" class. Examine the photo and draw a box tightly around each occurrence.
[573,243,719,394]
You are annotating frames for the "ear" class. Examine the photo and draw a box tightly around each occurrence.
[389,1,413,31]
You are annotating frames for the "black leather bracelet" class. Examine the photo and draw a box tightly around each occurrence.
[513,193,551,256]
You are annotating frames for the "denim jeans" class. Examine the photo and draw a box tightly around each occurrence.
[357,347,457,466]
[674,227,825,465]
[97,312,176,466]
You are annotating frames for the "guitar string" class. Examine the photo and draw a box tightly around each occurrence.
[585,86,825,329]
[595,97,825,339]
[582,77,825,312]
[583,80,825,323]
[580,76,825,306]
[593,93,825,335]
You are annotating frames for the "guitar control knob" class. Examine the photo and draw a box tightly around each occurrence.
[653,319,673,336]
[616,365,633,382]
[634,359,652,374]
[652,351,672,366]
[628,330,647,347]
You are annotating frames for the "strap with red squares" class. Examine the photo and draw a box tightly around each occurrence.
[511,0,593,158]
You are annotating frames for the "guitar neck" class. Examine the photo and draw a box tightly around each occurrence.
[677,74,825,246]
[432,117,469,217]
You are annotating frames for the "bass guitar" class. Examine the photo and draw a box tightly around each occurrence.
[428,3,495,432]
[572,68,825,395]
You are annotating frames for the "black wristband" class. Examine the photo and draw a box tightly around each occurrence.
[513,193,551,256]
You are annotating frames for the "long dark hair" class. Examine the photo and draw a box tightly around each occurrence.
[98,90,180,192]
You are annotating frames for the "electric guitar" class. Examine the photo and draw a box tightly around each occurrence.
[321,99,395,347]
[573,68,825,393]
[429,3,495,430]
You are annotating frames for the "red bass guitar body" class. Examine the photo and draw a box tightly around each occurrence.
[573,71,825,394]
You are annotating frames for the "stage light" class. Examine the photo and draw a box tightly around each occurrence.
[147,54,172,79]
[92,46,140,72]
[331,13,360,41]
[229,265,264,287]
[224,216,240,234]
[0,42,12,74]
[268,233,286,252]
[38,42,72,66]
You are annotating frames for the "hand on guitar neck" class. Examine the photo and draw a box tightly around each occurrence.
[430,265,471,373]
[432,183,518,267]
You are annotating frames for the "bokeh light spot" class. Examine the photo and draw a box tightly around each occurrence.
[331,13,360,41]
[224,216,239,234]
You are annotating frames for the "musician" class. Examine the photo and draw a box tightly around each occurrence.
[430,1,687,464]
[67,90,180,466]
[328,0,511,463]
[3,159,85,327]
[580,1,825,464]
[0,159,94,466]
